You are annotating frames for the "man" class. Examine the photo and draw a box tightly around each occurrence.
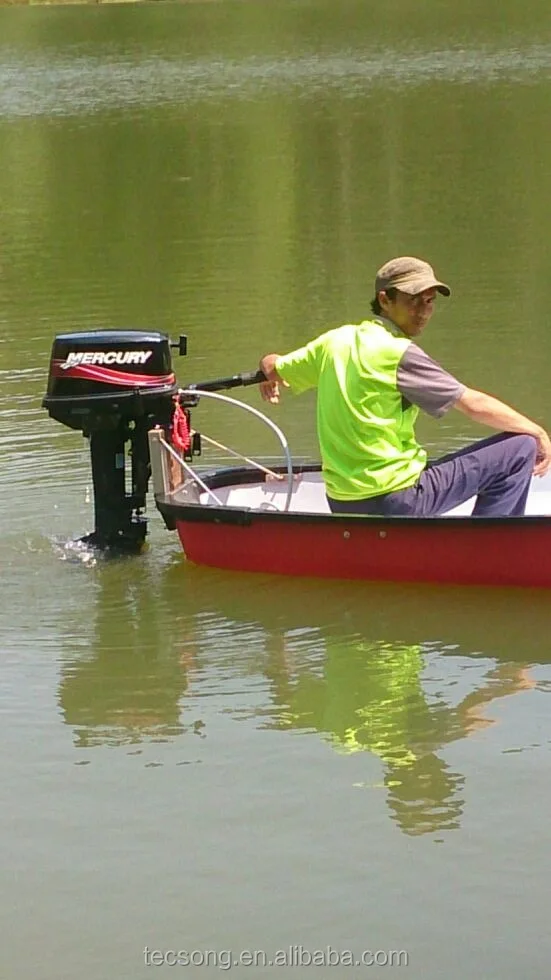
[258,256,551,517]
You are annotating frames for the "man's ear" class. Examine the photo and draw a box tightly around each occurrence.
[378,290,389,312]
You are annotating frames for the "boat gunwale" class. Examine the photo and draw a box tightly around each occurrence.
[154,463,551,529]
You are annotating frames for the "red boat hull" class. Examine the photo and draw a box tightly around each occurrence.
[175,511,551,588]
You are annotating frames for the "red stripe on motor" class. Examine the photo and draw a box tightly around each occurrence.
[51,360,175,387]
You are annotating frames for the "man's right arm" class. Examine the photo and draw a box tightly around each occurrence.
[259,337,323,404]
[455,388,551,476]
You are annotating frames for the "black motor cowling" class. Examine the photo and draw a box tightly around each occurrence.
[43,330,183,551]
[43,329,178,427]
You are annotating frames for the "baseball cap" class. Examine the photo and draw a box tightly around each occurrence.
[375,256,451,297]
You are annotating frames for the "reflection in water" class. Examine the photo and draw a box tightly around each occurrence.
[58,559,198,748]
[57,558,549,835]
[263,633,534,836]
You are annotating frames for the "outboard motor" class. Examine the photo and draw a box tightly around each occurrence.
[43,330,185,550]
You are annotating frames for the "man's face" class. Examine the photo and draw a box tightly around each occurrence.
[380,287,437,337]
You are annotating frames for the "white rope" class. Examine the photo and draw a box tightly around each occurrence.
[199,433,282,479]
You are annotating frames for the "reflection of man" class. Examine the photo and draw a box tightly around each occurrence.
[264,636,534,836]
[385,754,464,838]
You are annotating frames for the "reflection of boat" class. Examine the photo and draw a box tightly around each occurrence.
[162,562,551,661]
[158,568,550,837]
[43,329,551,587]
[57,560,550,835]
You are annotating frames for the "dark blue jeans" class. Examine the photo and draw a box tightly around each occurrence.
[327,433,538,518]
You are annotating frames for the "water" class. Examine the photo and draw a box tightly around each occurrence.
[2,2,551,977]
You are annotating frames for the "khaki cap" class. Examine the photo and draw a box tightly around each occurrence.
[375,256,451,297]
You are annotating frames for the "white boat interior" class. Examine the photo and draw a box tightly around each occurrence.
[193,469,551,517]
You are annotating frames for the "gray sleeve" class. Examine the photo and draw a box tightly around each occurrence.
[396,344,466,418]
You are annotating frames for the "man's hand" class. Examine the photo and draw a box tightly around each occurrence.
[259,378,283,404]
[534,430,551,476]
[259,354,288,405]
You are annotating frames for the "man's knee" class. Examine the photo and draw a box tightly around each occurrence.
[510,434,537,468]
[519,434,537,457]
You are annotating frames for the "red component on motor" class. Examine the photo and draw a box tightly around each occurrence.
[171,398,191,453]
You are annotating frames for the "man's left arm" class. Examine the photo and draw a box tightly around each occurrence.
[396,344,466,417]
[397,345,551,476]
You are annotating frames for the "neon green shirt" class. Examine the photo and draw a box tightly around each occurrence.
[275,320,427,500]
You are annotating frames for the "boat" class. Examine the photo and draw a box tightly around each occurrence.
[43,329,551,588]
